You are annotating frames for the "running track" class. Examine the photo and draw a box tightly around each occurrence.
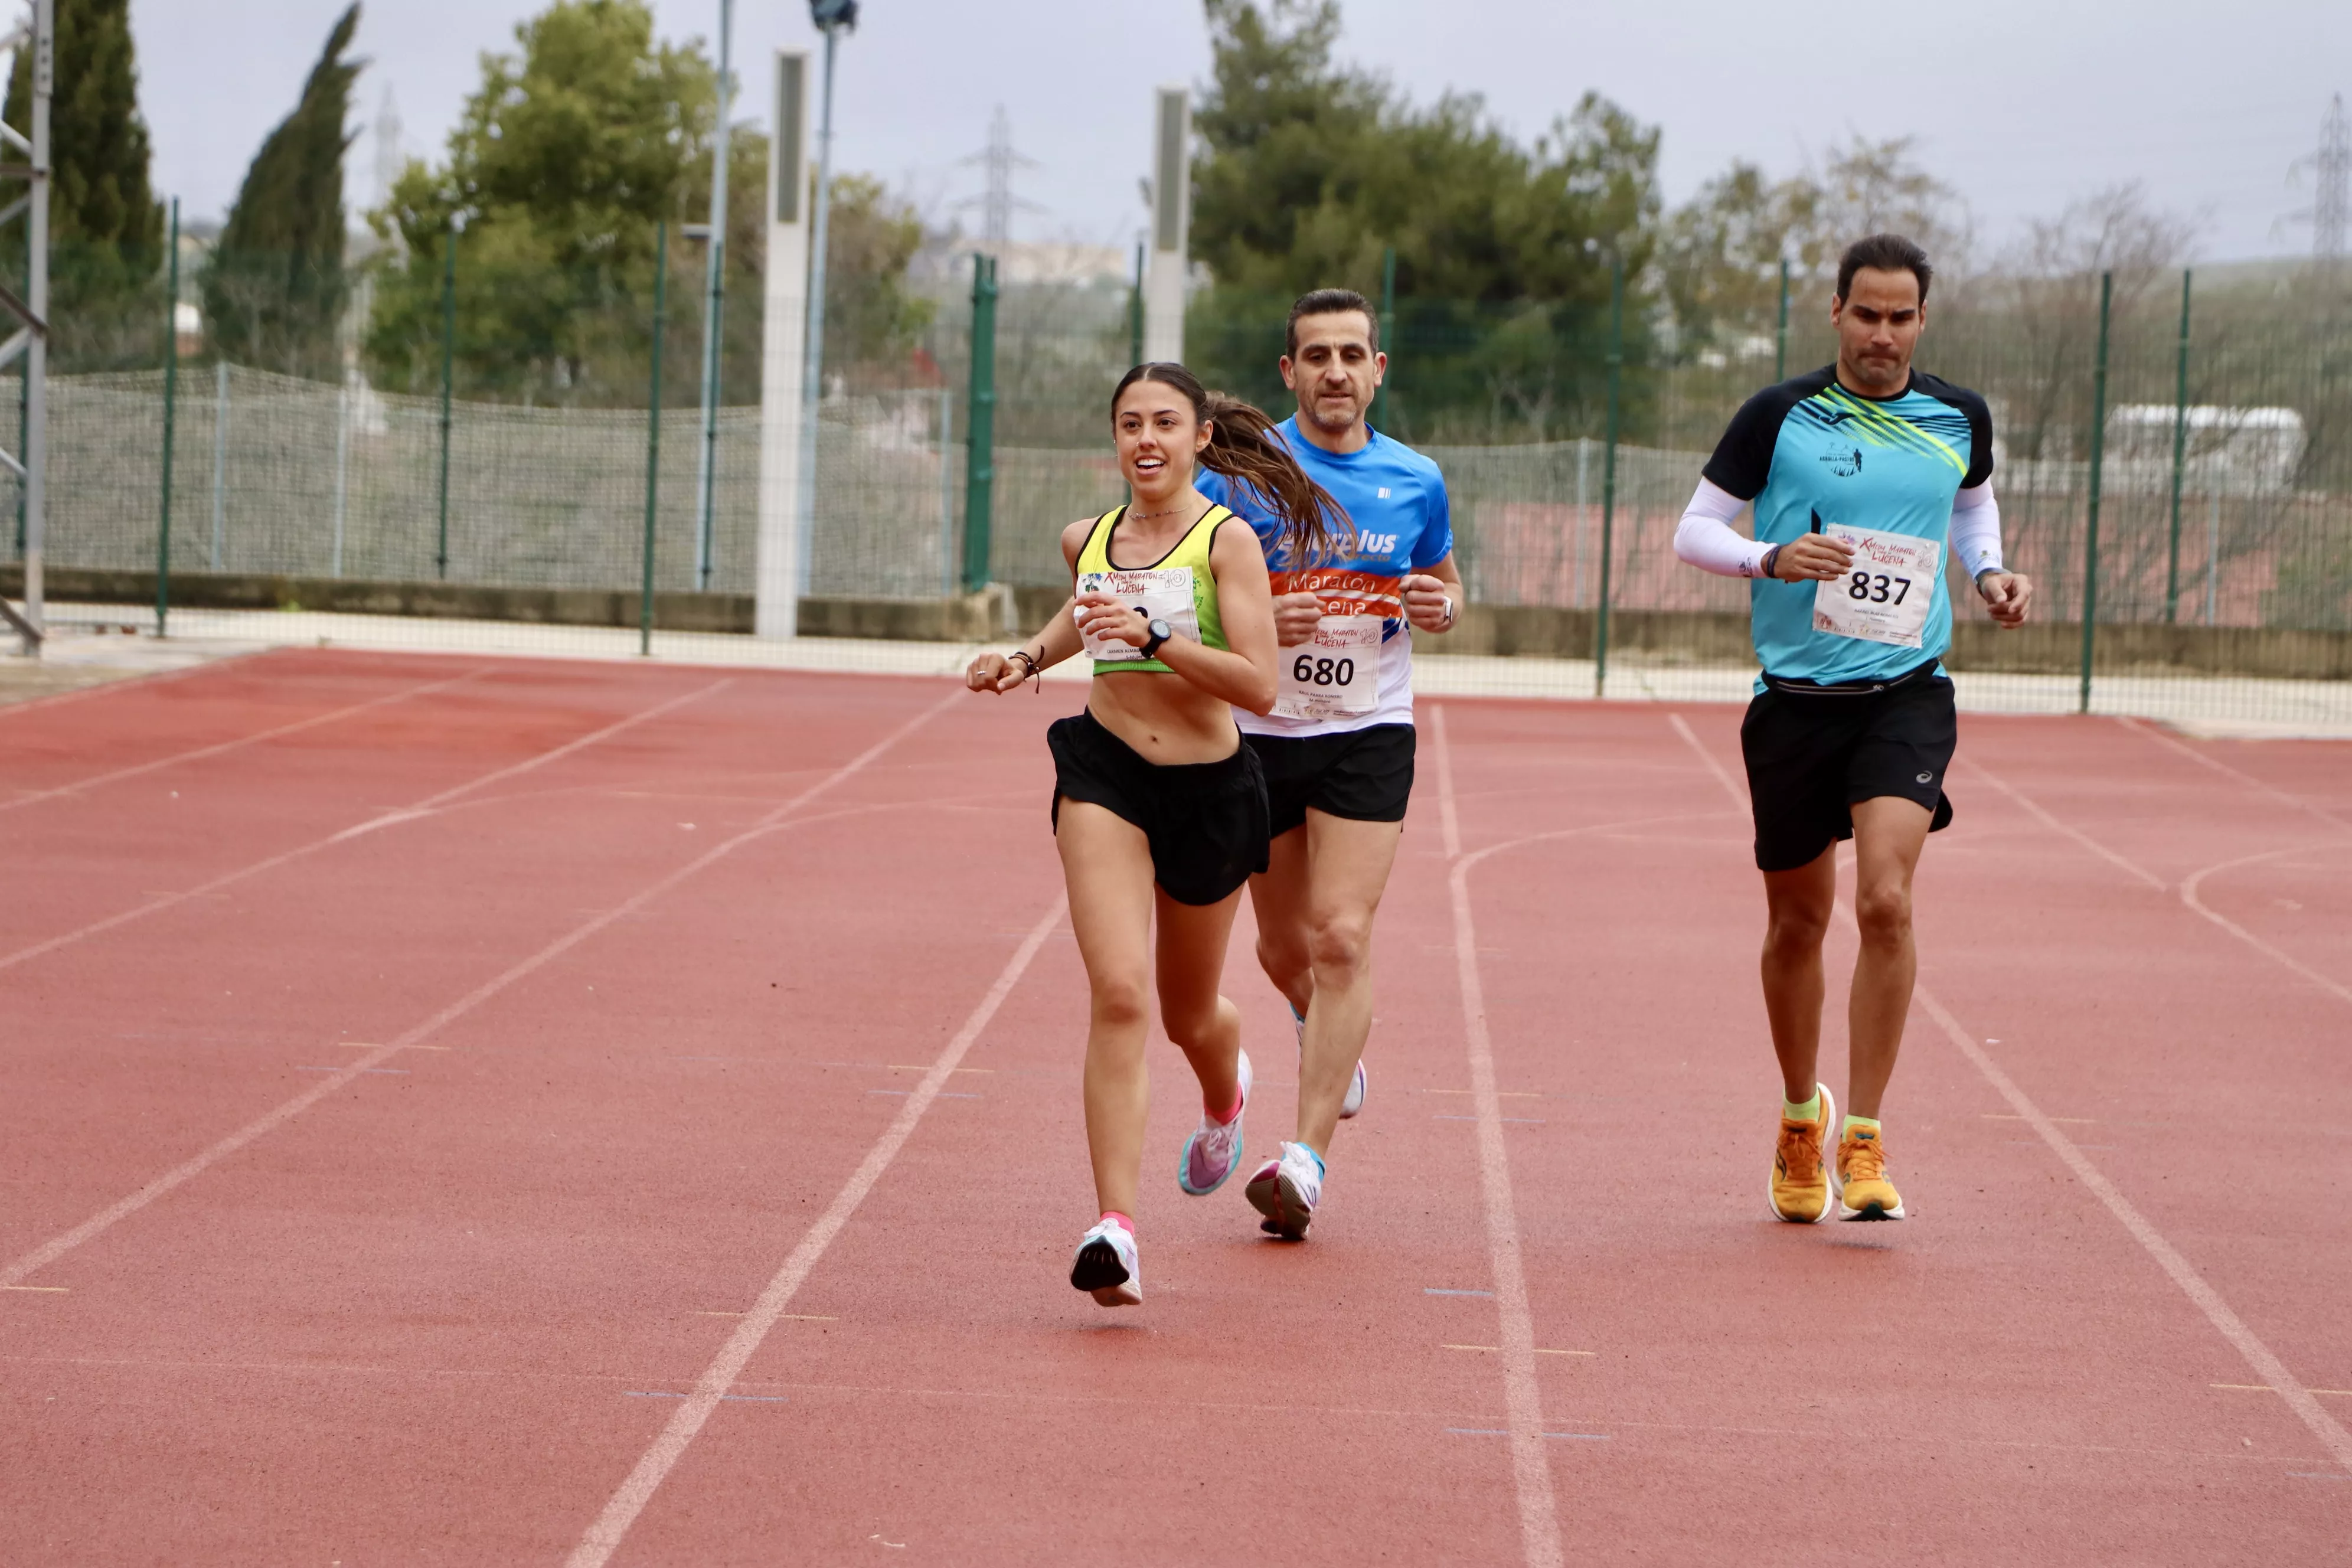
[0,648,2344,1563]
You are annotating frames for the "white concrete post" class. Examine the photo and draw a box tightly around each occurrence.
[1143,86,1189,364]
[753,49,812,638]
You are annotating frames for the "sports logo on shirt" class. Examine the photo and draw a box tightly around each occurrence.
[1820,446,1863,478]
[1356,533,1400,556]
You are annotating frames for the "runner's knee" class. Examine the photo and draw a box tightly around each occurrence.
[1306,912,1375,980]
[1852,882,1912,948]
[1763,902,1831,955]
[1255,927,1310,985]
[1089,976,1150,1031]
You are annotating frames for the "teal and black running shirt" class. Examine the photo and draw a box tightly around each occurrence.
[1703,367,1994,686]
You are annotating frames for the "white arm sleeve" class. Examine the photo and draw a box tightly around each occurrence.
[1949,482,2003,578]
[1673,479,1772,579]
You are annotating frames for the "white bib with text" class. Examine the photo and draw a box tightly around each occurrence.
[1811,525,1940,649]
[1076,567,1199,661]
[1272,615,1383,720]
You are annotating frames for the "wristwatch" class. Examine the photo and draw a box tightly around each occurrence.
[1139,618,1174,659]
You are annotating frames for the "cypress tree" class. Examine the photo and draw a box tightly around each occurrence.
[202,4,363,375]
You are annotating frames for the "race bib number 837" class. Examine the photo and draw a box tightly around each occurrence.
[1811,525,1940,649]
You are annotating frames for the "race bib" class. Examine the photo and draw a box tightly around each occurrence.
[1812,525,1940,649]
[1076,567,1198,661]
[1273,615,1383,720]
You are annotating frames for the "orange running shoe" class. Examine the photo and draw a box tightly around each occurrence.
[1769,1083,1836,1223]
[1836,1123,1906,1221]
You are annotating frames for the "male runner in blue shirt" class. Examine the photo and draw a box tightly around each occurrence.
[1674,234,2033,1226]
[1195,288,1463,1240]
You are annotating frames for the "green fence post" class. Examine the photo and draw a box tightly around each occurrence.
[961,253,997,594]
[1128,241,1144,368]
[1775,257,1790,383]
[1595,253,1625,699]
[1371,245,1396,431]
[436,217,456,580]
[2165,268,2191,624]
[642,221,668,658]
[2079,270,2112,715]
[157,198,179,636]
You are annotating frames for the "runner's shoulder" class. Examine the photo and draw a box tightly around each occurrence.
[1907,370,1990,422]
[1706,367,1838,496]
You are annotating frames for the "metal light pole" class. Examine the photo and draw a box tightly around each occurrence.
[795,0,857,594]
[691,0,733,593]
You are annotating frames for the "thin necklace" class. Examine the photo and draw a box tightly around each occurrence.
[1126,504,1182,521]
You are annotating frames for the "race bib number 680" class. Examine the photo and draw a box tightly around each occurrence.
[1272,615,1383,720]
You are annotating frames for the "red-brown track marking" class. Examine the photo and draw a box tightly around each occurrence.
[1670,713,2352,1479]
[0,662,487,815]
[564,895,1067,1567]
[0,688,955,1292]
[0,675,733,976]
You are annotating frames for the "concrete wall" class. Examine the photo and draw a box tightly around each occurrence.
[10,567,2344,679]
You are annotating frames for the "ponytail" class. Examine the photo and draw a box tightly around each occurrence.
[1110,361,1354,567]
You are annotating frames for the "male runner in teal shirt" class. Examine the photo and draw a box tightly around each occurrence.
[1674,234,2034,1225]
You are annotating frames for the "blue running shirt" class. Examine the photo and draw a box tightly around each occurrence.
[1703,367,1993,687]
[1196,417,1453,734]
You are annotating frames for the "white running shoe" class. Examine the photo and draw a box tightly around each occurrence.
[1293,1006,1367,1120]
[1069,1219,1141,1306]
[1245,1141,1324,1240]
[1178,1049,1252,1195]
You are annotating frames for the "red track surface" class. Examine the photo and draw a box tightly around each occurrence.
[1,647,2346,1564]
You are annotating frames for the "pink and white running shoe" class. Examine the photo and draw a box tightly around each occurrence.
[1178,1050,1252,1196]
[1069,1218,1141,1306]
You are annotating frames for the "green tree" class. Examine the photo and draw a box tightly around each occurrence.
[365,0,717,401]
[202,4,363,377]
[823,174,933,383]
[1188,0,1660,442]
[2,0,165,367]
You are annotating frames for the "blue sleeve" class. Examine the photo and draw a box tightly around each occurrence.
[1410,469,1453,569]
[1194,466,1283,545]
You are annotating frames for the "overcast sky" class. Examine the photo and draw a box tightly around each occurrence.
[138,0,2347,265]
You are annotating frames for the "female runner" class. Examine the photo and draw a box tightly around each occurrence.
[966,363,1347,1306]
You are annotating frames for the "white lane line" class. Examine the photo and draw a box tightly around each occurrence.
[0,690,956,1292]
[2117,715,2352,837]
[565,893,1066,1568]
[2180,845,2352,1009]
[1666,716,2352,1478]
[0,677,732,976]
[1913,984,2352,1476]
[1952,755,2351,1009]
[0,666,489,816]
[1430,704,1563,1568]
[1960,756,2169,892]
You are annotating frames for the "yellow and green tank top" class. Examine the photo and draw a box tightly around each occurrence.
[1073,503,1233,675]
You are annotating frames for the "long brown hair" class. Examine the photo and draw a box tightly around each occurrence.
[1110,361,1354,566]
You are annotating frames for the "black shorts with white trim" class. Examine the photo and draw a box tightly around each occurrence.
[1738,658,1955,873]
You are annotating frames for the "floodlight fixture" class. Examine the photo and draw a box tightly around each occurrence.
[811,0,857,30]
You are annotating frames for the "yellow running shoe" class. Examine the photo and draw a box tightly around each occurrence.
[1769,1083,1836,1223]
[1836,1123,1906,1221]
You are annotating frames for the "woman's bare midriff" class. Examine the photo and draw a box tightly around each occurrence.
[1086,670,1239,765]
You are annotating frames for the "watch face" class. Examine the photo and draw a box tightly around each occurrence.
[1149,619,1172,640]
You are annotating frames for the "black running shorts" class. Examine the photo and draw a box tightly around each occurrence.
[1738,660,1956,873]
[1244,723,1416,839]
[1048,710,1270,906]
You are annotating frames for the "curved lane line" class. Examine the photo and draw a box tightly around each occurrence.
[0,665,490,816]
[1667,713,2352,1478]
[0,677,732,976]
[2179,843,2352,1009]
[566,893,1067,1568]
[0,688,956,1291]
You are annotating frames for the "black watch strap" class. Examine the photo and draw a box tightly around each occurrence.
[1139,620,1170,660]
